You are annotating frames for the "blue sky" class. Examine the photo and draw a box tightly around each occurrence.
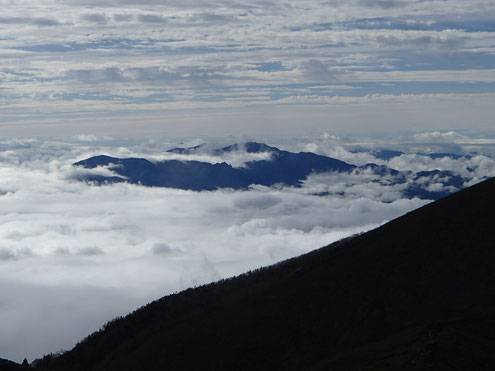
[0,0,494,137]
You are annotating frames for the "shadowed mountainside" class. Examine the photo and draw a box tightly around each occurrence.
[33,177,495,370]
[0,358,31,371]
[74,142,354,190]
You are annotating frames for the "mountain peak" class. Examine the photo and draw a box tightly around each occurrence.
[218,142,279,154]
[73,142,475,200]
[74,142,354,190]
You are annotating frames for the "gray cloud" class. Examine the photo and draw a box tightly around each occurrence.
[151,242,181,255]
[301,60,340,82]
[374,34,469,50]
[412,130,466,142]
[0,248,16,261]
[197,12,238,23]
[65,66,228,88]
[0,280,141,364]
[81,13,110,24]
[233,193,283,209]
[355,0,408,8]
[0,16,60,26]
[112,13,134,22]
[137,14,168,23]
[60,0,278,9]
[66,67,126,83]
[78,246,105,256]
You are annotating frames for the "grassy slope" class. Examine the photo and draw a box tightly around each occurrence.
[35,178,495,371]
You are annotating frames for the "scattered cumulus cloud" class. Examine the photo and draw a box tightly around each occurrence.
[0,0,493,134]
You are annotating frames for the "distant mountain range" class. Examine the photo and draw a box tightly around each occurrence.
[366,149,473,161]
[29,177,495,370]
[74,142,472,200]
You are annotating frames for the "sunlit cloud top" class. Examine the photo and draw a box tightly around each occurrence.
[1,0,494,136]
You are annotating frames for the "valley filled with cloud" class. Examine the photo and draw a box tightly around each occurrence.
[0,133,494,362]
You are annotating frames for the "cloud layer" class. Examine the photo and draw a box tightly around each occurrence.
[1,134,494,362]
[0,0,494,135]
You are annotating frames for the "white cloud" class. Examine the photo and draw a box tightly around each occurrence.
[0,134,493,363]
[0,137,444,363]
[412,130,467,142]
[0,0,493,136]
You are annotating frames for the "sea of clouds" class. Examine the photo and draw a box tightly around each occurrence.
[0,133,494,363]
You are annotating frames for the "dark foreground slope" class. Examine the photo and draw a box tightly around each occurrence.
[35,178,495,371]
[0,359,31,371]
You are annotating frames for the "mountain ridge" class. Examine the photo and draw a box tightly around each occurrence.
[32,176,495,370]
[74,142,470,200]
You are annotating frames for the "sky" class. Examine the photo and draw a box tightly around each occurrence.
[1,0,495,364]
[0,0,494,138]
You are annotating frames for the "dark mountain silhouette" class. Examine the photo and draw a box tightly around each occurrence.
[74,142,470,199]
[74,142,355,190]
[166,143,206,154]
[33,177,495,370]
[370,149,404,160]
[368,149,475,161]
[167,142,275,155]
[75,155,250,190]
[0,358,31,371]
[419,152,474,160]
